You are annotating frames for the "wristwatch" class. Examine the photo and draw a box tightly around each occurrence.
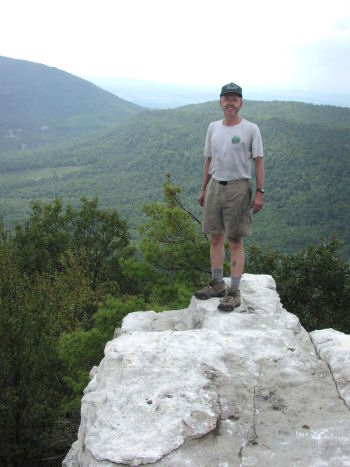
[256,188,265,193]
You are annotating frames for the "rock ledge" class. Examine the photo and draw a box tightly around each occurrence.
[64,274,350,467]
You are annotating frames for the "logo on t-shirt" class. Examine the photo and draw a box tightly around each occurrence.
[232,135,241,144]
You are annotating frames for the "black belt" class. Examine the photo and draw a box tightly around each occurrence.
[219,181,227,185]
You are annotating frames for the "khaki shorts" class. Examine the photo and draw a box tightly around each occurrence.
[202,178,252,238]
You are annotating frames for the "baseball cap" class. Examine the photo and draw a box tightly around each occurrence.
[220,82,243,98]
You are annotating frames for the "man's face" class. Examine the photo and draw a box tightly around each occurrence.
[219,93,243,117]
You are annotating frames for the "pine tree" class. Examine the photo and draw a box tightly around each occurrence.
[139,174,210,286]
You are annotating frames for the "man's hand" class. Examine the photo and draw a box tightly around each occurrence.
[198,189,206,206]
[251,191,263,214]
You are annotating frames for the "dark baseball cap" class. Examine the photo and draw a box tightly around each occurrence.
[220,82,243,98]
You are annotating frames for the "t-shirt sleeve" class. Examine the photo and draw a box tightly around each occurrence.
[252,125,264,158]
[204,123,213,157]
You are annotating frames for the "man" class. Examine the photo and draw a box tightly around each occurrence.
[195,82,265,311]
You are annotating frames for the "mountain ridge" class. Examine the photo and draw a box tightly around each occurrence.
[0,55,143,150]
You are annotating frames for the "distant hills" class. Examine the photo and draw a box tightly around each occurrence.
[86,76,350,109]
[0,56,143,150]
[84,76,218,109]
[0,57,349,257]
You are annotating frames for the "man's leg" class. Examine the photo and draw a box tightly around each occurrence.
[228,237,244,288]
[218,237,243,311]
[194,233,226,299]
[210,233,225,276]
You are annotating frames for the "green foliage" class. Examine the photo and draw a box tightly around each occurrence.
[119,257,158,300]
[0,198,133,466]
[65,197,132,294]
[148,280,194,311]
[245,243,279,274]
[13,198,70,275]
[120,257,195,310]
[140,175,210,284]
[1,98,349,258]
[50,251,98,331]
[246,237,350,333]
[13,196,132,295]
[0,245,86,466]
[276,238,350,333]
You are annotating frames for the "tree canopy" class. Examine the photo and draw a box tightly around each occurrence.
[1,99,349,257]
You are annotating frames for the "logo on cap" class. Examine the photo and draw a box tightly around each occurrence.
[227,84,239,92]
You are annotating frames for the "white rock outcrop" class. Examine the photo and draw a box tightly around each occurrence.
[64,274,350,467]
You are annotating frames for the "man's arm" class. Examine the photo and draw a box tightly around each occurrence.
[198,156,212,206]
[251,156,265,214]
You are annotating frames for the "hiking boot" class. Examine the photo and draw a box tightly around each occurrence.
[218,288,241,312]
[194,279,226,300]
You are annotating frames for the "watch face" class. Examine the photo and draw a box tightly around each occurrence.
[258,188,264,193]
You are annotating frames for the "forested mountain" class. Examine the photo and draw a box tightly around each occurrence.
[1,97,349,257]
[0,56,143,150]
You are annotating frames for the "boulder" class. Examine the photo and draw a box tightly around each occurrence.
[63,274,350,466]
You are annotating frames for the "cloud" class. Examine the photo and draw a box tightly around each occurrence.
[0,0,349,102]
[292,37,350,93]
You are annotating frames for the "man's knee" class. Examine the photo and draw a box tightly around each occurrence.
[211,234,224,247]
[228,237,243,251]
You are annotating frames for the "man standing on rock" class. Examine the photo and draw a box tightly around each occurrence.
[195,82,265,311]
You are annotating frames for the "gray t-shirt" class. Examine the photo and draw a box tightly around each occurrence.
[204,118,263,181]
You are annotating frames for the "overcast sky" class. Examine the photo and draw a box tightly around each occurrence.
[1,0,350,103]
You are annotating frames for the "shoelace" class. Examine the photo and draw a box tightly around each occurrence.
[222,289,239,302]
[206,280,219,290]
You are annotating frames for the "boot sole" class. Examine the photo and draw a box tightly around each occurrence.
[194,291,226,300]
[217,301,241,312]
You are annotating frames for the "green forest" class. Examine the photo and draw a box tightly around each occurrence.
[1,98,350,257]
[1,181,349,466]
